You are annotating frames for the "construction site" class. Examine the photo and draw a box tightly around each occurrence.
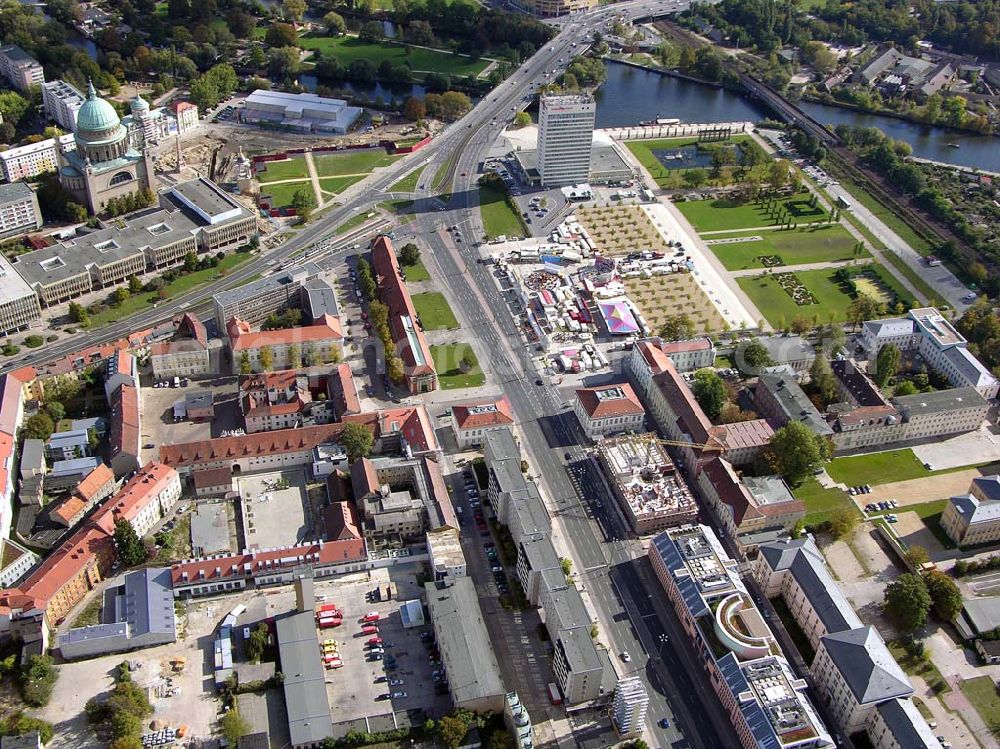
[595,432,699,535]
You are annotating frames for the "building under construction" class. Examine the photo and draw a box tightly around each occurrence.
[595,433,698,535]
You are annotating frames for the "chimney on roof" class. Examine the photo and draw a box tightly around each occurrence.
[294,572,315,612]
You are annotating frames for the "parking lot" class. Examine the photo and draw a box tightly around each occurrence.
[315,567,453,727]
[139,376,243,462]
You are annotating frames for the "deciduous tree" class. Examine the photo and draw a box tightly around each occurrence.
[114,519,147,567]
[925,570,962,621]
[342,422,374,462]
[692,368,726,420]
[884,573,931,633]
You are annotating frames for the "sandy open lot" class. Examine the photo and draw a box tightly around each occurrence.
[865,470,981,505]
[37,602,223,749]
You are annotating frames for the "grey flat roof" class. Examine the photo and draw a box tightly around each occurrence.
[19,439,44,474]
[960,596,1000,635]
[0,181,35,205]
[743,476,794,506]
[213,262,322,308]
[555,625,603,674]
[171,177,243,218]
[0,252,39,306]
[820,626,911,705]
[50,456,100,476]
[425,578,505,706]
[546,584,591,634]
[895,387,987,416]
[757,335,815,364]
[276,610,334,746]
[510,486,551,537]
[185,390,213,409]
[515,145,630,179]
[122,567,175,636]
[0,44,37,64]
[520,534,561,573]
[302,276,339,320]
[190,503,231,555]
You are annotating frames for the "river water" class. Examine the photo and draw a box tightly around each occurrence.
[595,60,1000,172]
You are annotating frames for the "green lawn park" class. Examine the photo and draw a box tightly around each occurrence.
[792,477,857,527]
[737,264,910,328]
[431,344,485,389]
[479,184,525,239]
[257,157,310,183]
[390,165,426,193]
[261,182,314,210]
[401,259,430,282]
[319,175,365,194]
[706,224,865,270]
[961,676,1000,737]
[412,292,459,330]
[314,149,402,177]
[300,35,489,78]
[677,192,829,233]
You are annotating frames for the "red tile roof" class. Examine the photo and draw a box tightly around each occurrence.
[329,363,360,417]
[660,339,712,354]
[716,419,774,450]
[75,464,115,502]
[653,358,717,447]
[95,462,177,527]
[452,396,514,430]
[159,419,376,468]
[379,406,437,454]
[150,313,208,356]
[170,538,366,588]
[49,496,86,526]
[635,340,671,375]
[575,383,645,419]
[193,466,233,490]
[110,383,140,467]
[424,456,458,530]
[227,315,342,351]
[371,236,436,381]
[350,458,379,498]
[324,502,361,540]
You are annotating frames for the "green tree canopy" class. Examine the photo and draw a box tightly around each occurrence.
[884,573,931,633]
[323,11,346,35]
[658,313,696,341]
[23,412,55,441]
[398,242,421,266]
[114,519,148,567]
[342,422,374,463]
[736,338,773,373]
[874,343,902,387]
[692,368,727,420]
[761,421,830,486]
[925,570,962,621]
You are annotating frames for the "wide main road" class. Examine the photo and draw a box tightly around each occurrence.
[0,0,679,378]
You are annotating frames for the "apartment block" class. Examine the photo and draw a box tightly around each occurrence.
[611,677,648,736]
[538,94,595,186]
[658,338,716,372]
[150,313,210,379]
[103,462,181,538]
[41,80,85,131]
[227,316,343,372]
[0,134,75,183]
[0,182,41,240]
[0,45,44,91]
[213,262,323,330]
[450,396,514,449]
[483,428,614,705]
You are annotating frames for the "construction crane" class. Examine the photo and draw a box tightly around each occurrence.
[627,433,724,456]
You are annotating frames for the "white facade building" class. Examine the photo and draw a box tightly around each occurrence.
[537,94,595,186]
[611,677,648,736]
[42,80,85,131]
[862,307,999,399]
[0,134,76,183]
[240,90,362,134]
[0,45,43,91]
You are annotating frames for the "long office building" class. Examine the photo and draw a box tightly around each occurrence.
[425,577,506,712]
[0,45,44,91]
[754,537,941,747]
[649,525,834,749]
[537,94,596,186]
[0,182,41,241]
[11,177,256,307]
[484,428,615,705]
[241,90,362,134]
[213,262,322,330]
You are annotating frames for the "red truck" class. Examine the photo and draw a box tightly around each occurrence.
[361,611,381,623]
[316,603,340,615]
[361,625,379,635]
[318,616,342,629]
[367,636,383,646]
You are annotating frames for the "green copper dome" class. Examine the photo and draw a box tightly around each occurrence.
[76,80,121,133]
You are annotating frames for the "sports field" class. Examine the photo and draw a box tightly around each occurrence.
[706,225,864,270]
[300,36,489,77]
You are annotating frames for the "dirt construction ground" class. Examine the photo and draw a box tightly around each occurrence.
[863,469,981,506]
[36,602,223,749]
